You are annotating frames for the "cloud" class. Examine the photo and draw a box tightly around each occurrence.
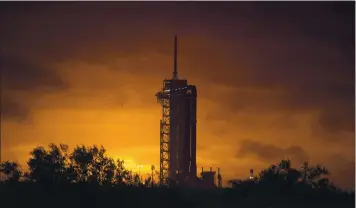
[1,96,28,121]
[1,54,67,91]
[318,109,355,134]
[1,53,68,120]
[199,16,354,134]
[237,140,309,166]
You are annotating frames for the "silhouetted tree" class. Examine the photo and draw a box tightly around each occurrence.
[150,165,157,187]
[115,159,130,185]
[133,173,141,186]
[258,159,330,187]
[144,174,153,188]
[300,161,330,188]
[125,170,134,186]
[70,145,116,184]
[27,143,70,184]
[229,159,337,194]
[261,160,301,189]
[1,143,354,208]
[0,161,22,182]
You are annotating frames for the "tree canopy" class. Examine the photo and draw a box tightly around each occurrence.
[0,143,354,208]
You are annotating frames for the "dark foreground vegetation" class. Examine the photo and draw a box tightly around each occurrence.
[0,144,354,208]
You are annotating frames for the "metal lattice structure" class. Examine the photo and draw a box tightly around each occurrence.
[155,36,198,187]
[156,83,171,185]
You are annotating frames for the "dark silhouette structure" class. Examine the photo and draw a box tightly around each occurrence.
[156,36,198,186]
[200,167,216,189]
[217,168,222,188]
[155,37,223,188]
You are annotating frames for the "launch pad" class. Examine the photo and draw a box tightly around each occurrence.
[156,37,221,188]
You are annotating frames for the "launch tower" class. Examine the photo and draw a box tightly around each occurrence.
[156,36,197,186]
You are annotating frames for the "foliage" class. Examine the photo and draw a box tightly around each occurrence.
[0,161,22,182]
[228,159,338,194]
[0,144,354,208]
[21,143,146,186]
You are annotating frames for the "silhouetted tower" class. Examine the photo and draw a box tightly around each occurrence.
[249,169,254,179]
[156,36,197,186]
[217,168,222,188]
[151,165,155,187]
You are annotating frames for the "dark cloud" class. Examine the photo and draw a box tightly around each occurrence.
[237,140,309,166]
[1,54,67,91]
[1,2,353,133]
[1,53,68,120]
[318,110,355,134]
[1,95,29,121]
[0,2,353,128]
[0,2,182,64]
[198,3,355,134]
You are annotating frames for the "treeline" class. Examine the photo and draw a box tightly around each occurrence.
[0,143,153,186]
[0,143,354,208]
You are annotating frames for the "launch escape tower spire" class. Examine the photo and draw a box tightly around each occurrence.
[156,36,197,186]
[173,36,178,80]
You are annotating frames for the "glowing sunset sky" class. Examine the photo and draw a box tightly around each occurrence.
[1,2,354,189]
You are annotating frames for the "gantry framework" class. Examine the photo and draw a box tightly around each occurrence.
[156,84,171,185]
[156,83,192,185]
[155,36,221,188]
[156,36,197,186]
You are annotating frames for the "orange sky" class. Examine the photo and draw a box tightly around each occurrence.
[1,2,355,189]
